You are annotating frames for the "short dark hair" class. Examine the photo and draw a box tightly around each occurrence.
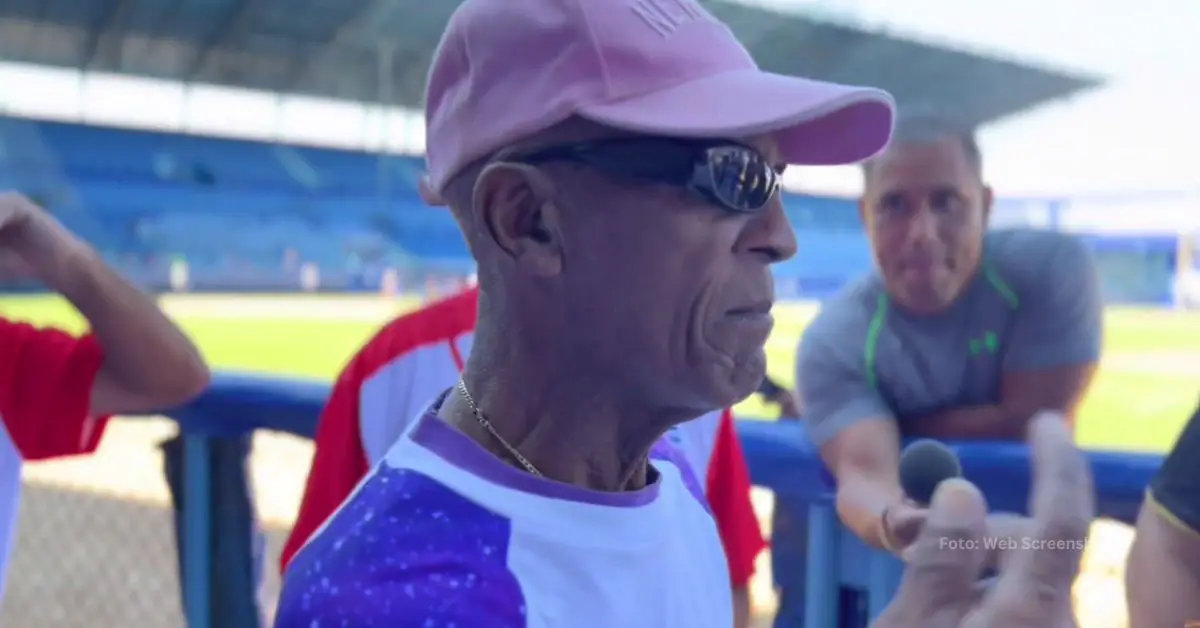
[863,111,982,178]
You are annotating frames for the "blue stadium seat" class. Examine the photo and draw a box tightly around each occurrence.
[2,118,869,291]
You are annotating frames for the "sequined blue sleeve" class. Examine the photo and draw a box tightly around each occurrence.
[275,467,527,627]
[274,563,525,627]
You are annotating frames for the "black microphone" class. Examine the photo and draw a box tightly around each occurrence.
[899,439,964,506]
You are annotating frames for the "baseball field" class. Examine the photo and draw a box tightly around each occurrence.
[7,293,1199,449]
[2,293,1198,627]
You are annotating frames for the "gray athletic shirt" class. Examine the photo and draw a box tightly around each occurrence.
[798,228,1103,447]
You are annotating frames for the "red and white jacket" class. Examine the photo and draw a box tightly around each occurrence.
[0,319,110,599]
[281,288,766,587]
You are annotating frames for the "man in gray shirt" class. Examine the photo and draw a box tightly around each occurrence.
[796,113,1103,557]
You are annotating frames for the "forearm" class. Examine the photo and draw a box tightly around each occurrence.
[1128,402,1200,625]
[1127,503,1200,628]
[906,405,1029,441]
[835,468,905,549]
[37,227,208,411]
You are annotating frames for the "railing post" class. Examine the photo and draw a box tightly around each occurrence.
[183,433,213,628]
[867,552,904,619]
[803,501,840,627]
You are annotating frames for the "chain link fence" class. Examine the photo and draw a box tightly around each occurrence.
[2,418,312,628]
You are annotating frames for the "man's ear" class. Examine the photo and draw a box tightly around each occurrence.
[474,162,564,277]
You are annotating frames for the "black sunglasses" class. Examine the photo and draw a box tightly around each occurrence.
[508,137,781,214]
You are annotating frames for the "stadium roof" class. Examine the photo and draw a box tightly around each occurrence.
[0,0,1101,129]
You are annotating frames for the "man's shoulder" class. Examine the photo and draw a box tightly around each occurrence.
[347,288,479,381]
[986,228,1091,282]
[1149,399,1200,536]
[650,433,713,512]
[0,318,78,354]
[279,466,525,626]
[801,277,882,349]
[318,290,477,459]
[663,410,725,467]
[287,463,522,581]
[0,318,99,406]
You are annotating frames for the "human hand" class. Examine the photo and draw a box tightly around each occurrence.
[0,192,40,243]
[873,412,1093,628]
[0,192,87,286]
[883,501,928,552]
[979,512,1035,572]
[899,512,1035,569]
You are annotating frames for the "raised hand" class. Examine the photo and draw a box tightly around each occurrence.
[0,192,88,287]
[874,412,1093,628]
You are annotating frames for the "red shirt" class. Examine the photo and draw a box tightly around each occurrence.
[0,318,110,598]
[281,288,766,586]
[0,319,109,460]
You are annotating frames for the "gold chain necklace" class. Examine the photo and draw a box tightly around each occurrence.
[456,380,543,477]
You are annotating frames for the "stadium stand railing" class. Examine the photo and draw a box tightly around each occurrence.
[151,372,1161,628]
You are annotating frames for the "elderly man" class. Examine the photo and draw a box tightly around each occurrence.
[272,0,896,625]
[0,192,209,600]
[798,113,1103,557]
[1125,398,1200,626]
[280,286,768,627]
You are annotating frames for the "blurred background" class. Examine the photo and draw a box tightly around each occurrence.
[0,0,1197,626]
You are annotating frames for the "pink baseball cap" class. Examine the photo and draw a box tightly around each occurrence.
[423,0,896,196]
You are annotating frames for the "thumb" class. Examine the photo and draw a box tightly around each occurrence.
[893,479,990,611]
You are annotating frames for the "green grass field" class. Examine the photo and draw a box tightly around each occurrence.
[3,293,1199,452]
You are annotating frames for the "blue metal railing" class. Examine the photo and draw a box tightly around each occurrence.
[151,372,1163,627]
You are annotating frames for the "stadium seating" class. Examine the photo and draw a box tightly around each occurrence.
[0,118,878,294]
[0,117,1183,303]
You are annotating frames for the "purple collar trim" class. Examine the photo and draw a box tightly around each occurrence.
[408,410,663,507]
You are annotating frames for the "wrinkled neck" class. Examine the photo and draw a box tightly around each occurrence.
[439,322,672,492]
